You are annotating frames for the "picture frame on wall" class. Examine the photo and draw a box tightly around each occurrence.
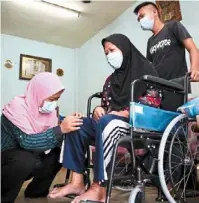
[19,54,52,80]
[156,0,182,23]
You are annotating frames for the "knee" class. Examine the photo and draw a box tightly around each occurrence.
[14,150,35,173]
[94,115,115,138]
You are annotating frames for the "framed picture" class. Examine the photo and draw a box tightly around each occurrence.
[156,0,182,23]
[19,54,52,80]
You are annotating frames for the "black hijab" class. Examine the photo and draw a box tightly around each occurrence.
[102,34,158,111]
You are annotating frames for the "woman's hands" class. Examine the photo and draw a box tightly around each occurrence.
[93,107,105,120]
[60,112,85,133]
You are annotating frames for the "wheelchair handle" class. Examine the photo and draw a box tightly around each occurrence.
[186,71,199,82]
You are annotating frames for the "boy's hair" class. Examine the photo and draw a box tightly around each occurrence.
[134,1,159,15]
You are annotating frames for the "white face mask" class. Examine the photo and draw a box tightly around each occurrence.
[107,51,123,70]
[39,101,57,114]
[140,16,154,31]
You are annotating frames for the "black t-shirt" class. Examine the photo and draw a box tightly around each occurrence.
[147,20,191,80]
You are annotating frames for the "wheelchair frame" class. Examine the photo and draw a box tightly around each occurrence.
[106,74,190,203]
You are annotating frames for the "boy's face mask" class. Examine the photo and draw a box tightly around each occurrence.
[140,16,154,31]
[39,101,57,114]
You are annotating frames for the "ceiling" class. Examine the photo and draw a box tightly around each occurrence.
[1,0,134,48]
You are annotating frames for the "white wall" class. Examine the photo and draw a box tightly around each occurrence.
[77,0,199,113]
[1,34,76,115]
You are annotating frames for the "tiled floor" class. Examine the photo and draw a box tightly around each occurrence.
[15,168,199,203]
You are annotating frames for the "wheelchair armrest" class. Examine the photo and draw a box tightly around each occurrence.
[90,92,103,98]
[142,75,184,91]
[87,92,103,117]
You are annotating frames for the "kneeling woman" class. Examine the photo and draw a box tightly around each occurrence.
[49,34,158,202]
[1,73,83,203]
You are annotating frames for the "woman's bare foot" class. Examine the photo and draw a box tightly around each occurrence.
[48,183,85,199]
[71,183,106,203]
[49,172,85,199]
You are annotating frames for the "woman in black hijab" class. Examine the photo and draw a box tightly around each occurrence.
[48,34,158,202]
[102,34,158,112]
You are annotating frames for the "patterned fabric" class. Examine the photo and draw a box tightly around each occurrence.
[139,86,162,108]
[101,75,112,112]
[1,115,62,152]
[102,77,162,111]
[101,75,130,112]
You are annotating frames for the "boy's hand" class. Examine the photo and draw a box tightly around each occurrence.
[190,69,199,81]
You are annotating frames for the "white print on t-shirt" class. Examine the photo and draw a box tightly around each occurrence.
[150,39,171,55]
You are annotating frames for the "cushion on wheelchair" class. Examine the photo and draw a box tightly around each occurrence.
[130,102,180,132]
[142,75,184,91]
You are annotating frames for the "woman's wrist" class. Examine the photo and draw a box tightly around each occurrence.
[54,125,63,135]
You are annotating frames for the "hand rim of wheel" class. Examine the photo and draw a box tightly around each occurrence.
[158,114,187,203]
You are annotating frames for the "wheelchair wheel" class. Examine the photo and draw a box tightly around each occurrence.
[128,185,144,203]
[158,114,199,203]
[114,151,134,192]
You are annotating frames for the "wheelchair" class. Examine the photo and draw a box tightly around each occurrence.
[94,73,198,203]
[127,73,199,203]
[55,73,198,203]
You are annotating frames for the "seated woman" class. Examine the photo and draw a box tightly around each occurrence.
[48,34,158,202]
[1,73,83,203]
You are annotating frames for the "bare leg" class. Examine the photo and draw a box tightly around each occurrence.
[71,182,106,203]
[48,172,85,199]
